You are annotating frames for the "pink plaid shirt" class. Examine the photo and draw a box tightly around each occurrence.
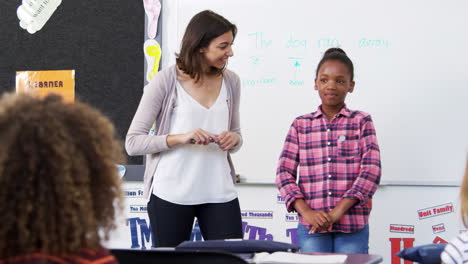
[276,105,381,233]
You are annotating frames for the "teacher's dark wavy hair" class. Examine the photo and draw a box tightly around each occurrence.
[0,93,125,259]
[176,10,237,82]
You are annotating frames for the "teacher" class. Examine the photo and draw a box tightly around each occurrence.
[126,10,243,247]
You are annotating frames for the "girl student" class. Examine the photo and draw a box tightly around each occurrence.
[276,48,381,253]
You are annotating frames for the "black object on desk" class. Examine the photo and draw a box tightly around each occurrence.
[176,239,300,253]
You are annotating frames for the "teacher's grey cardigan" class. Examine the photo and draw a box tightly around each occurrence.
[125,65,243,200]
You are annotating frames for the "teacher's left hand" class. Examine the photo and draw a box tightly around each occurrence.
[216,131,239,151]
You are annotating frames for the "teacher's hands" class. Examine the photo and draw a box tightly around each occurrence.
[184,128,217,145]
[216,131,240,151]
[166,129,239,150]
[167,128,216,147]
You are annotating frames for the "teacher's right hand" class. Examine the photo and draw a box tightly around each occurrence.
[184,128,217,145]
[167,128,217,147]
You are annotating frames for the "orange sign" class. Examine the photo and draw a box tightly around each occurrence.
[16,70,75,103]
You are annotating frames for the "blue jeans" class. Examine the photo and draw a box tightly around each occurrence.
[297,223,369,253]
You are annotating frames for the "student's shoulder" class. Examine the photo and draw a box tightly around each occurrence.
[347,108,373,122]
[347,107,371,118]
[78,247,117,263]
[451,231,468,246]
[291,113,317,126]
[444,232,468,256]
[443,232,468,263]
[296,113,316,120]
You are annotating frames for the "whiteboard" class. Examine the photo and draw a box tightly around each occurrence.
[162,0,468,185]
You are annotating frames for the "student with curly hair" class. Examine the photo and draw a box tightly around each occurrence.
[0,93,125,264]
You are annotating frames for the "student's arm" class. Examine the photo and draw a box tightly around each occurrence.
[125,74,171,156]
[277,120,332,232]
[342,115,381,206]
[276,120,303,212]
[327,198,358,231]
[294,199,332,233]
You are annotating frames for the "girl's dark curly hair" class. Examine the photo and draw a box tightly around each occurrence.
[0,93,125,258]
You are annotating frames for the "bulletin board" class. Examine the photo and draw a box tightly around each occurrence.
[0,0,147,165]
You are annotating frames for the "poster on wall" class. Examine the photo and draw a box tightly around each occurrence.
[16,70,75,103]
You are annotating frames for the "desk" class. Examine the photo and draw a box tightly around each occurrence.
[111,248,383,264]
[249,252,383,264]
[345,253,382,264]
[305,252,383,264]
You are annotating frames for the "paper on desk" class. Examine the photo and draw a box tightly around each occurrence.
[253,251,347,264]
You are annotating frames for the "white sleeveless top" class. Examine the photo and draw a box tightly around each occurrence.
[152,81,237,205]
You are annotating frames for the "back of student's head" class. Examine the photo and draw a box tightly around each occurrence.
[316,47,355,81]
[460,159,468,227]
[0,93,125,258]
[176,10,237,81]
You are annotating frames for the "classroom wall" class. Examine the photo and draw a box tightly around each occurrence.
[106,2,464,264]
[107,182,462,264]
[2,1,463,263]
[1,0,146,165]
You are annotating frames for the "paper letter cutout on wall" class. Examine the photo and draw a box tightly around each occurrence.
[143,0,161,39]
[144,39,162,82]
[16,70,75,103]
[17,0,62,34]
